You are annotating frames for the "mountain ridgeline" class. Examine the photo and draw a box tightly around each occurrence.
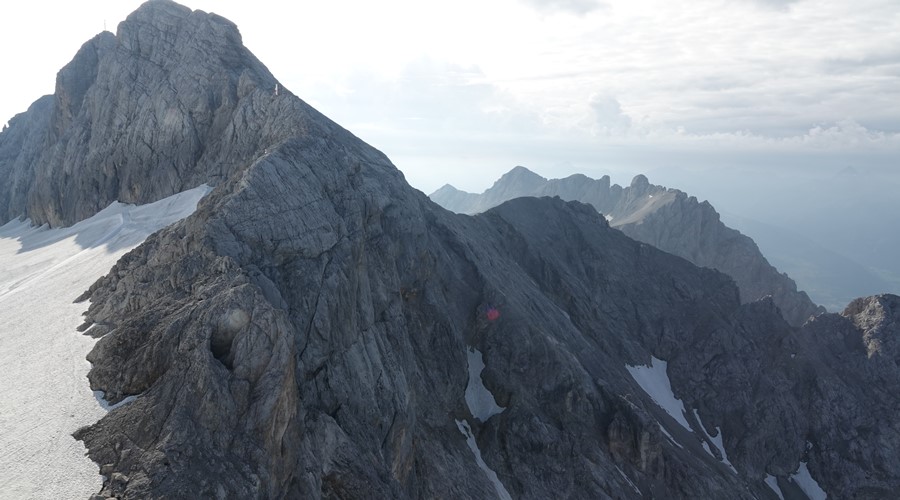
[2,1,899,498]
[431,167,825,327]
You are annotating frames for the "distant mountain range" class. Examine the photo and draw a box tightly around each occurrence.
[431,166,824,327]
[637,163,900,311]
[719,210,896,312]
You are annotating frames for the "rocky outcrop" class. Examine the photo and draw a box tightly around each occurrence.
[431,168,824,327]
[74,164,900,498]
[794,295,900,496]
[71,168,776,499]
[4,1,898,498]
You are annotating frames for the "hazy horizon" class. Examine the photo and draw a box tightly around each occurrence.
[433,163,900,311]
[2,0,898,195]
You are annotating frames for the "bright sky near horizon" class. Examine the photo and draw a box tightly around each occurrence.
[1,0,898,194]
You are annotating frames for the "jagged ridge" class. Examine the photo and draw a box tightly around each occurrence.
[430,168,824,327]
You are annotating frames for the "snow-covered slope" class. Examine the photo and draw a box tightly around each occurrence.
[627,356,691,431]
[0,185,210,498]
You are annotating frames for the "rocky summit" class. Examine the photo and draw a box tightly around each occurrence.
[0,0,309,228]
[431,167,825,327]
[3,1,899,498]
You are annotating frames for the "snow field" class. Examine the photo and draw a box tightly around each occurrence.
[792,461,827,500]
[0,186,210,498]
[626,356,692,432]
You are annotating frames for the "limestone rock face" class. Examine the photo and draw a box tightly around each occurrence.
[0,0,329,228]
[0,95,54,222]
[75,163,900,498]
[430,168,825,327]
[74,170,764,499]
[4,2,899,499]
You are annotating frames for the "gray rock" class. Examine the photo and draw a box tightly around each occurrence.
[0,0,334,228]
[73,170,757,498]
[3,1,897,499]
[430,168,825,327]
[81,166,900,497]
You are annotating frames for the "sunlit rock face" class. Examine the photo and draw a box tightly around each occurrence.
[0,0,321,229]
[4,1,899,498]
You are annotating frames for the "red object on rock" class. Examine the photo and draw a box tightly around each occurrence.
[486,308,500,321]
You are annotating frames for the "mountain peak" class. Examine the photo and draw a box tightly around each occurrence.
[432,183,460,194]
[0,0,304,228]
[117,0,246,71]
[630,173,650,190]
[129,0,192,17]
[486,166,547,195]
[507,165,537,175]
[502,165,545,182]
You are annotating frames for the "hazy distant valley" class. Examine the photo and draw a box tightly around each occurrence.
[712,169,900,312]
[433,166,900,313]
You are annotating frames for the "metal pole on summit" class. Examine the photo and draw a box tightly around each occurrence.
[275,84,279,96]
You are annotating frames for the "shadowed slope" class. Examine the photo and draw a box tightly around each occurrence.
[431,168,824,327]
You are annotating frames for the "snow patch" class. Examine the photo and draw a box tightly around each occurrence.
[616,465,641,495]
[765,474,785,500]
[627,356,692,432]
[93,390,139,411]
[455,419,513,500]
[791,462,827,500]
[0,185,210,498]
[658,423,684,448]
[692,409,737,474]
[465,347,505,422]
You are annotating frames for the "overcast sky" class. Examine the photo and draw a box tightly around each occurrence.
[2,0,898,195]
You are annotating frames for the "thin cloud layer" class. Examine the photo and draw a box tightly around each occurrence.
[305,54,899,196]
[519,0,606,15]
[1,0,898,194]
[740,0,801,10]
[588,94,632,135]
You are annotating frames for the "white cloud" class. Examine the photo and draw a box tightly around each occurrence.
[648,119,900,154]
[588,94,632,135]
[739,0,801,11]
[309,58,545,139]
[519,0,606,15]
